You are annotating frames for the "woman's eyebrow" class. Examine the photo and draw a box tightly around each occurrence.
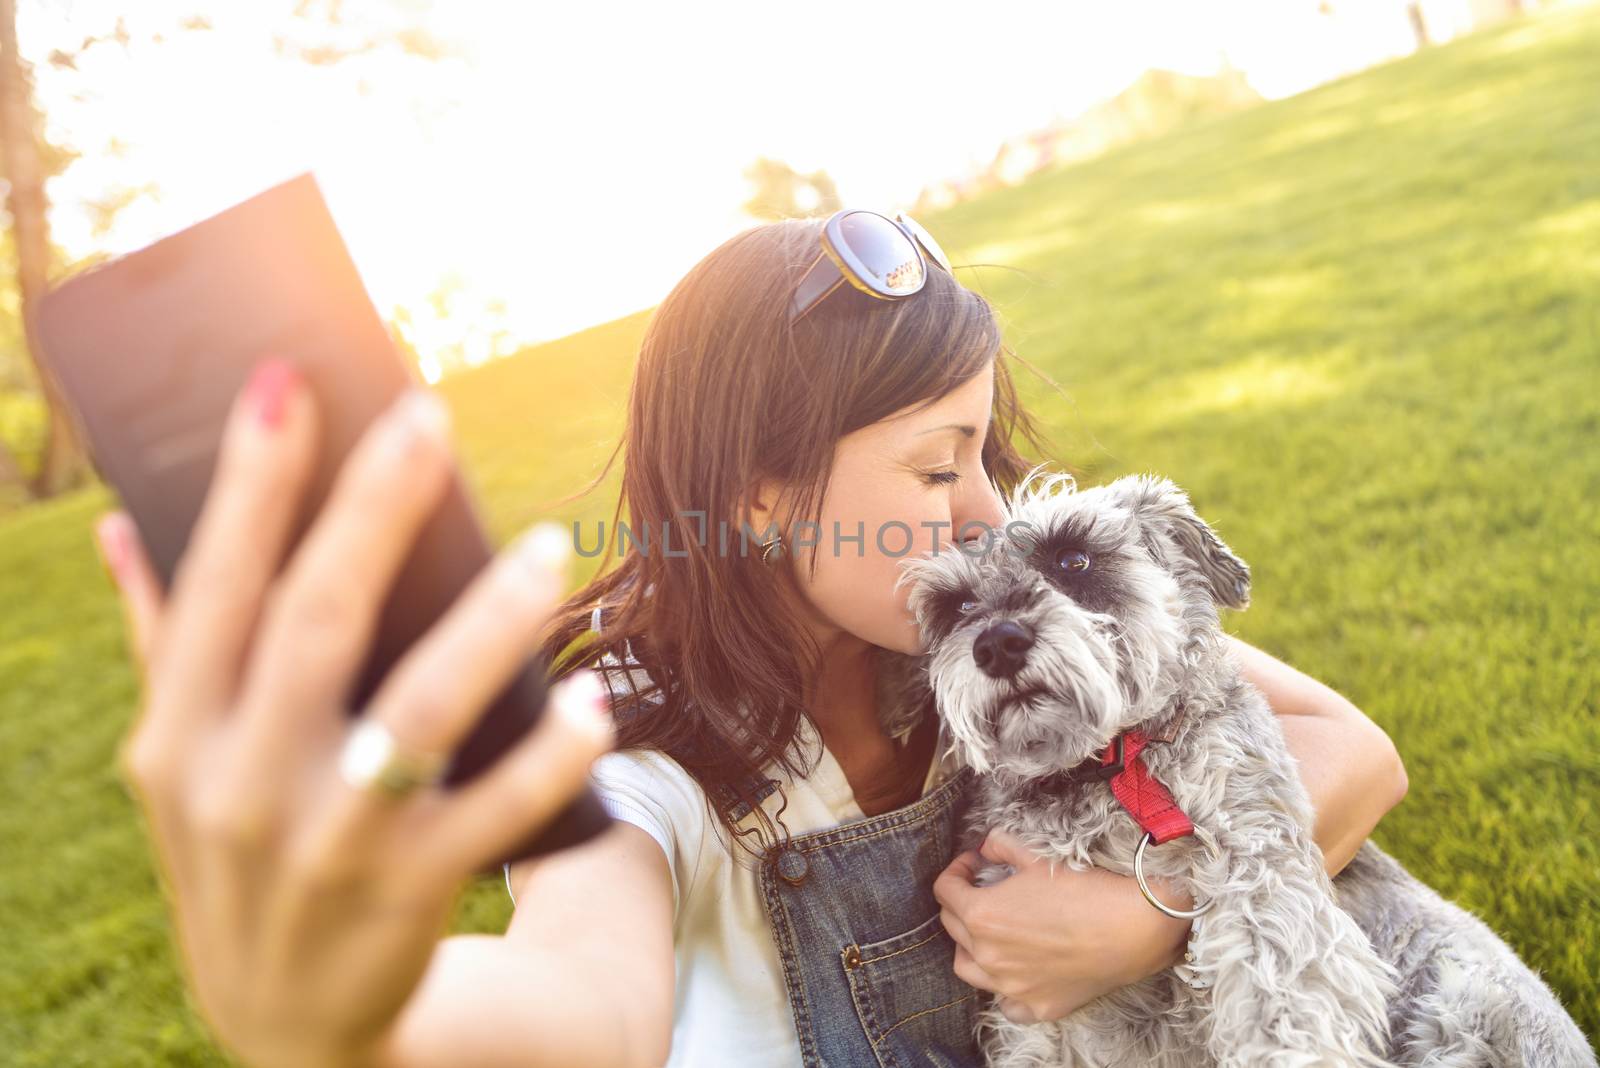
[915,423,977,437]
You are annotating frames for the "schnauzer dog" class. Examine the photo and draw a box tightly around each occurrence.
[893,470,1594,1067]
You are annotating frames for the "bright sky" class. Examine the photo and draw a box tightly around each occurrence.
[18,0,1460,380]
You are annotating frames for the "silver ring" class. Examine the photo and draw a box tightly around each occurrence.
[337,718,450,800]
[1133,831,1215,920]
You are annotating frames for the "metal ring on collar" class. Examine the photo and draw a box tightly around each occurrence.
[1133,831,1215,920]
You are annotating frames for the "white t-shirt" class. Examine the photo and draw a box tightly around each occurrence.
[503,643,961,1068]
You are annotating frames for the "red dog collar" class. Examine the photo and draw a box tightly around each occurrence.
[1097,730,1195,845]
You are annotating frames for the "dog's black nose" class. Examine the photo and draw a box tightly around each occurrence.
[972,620,1034,678]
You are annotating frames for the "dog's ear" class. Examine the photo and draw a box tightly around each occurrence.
[1104,473,1251,610]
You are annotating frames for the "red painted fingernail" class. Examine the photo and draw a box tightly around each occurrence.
[244,358,300,429]
[554,671,614,735]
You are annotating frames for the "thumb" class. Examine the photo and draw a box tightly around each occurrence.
[979,827,1042,868]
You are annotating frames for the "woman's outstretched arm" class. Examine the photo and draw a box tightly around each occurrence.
[1225,632,1408,877]
[934,633,1409,1024]
[373,821,676,1068]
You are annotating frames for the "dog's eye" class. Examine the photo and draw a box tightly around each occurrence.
[930,589,980,632]
[1054,547,1092,575]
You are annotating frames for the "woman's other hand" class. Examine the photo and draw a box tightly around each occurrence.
[932,828,1191,1024]
[94,359,616,1068]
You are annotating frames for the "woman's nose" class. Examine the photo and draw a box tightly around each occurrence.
[954,480,1006,548]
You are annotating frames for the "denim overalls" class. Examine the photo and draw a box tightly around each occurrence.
[756,761,989,1068]
[568,599,992,1068]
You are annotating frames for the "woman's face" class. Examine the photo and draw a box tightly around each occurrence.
[758,360,1006,656]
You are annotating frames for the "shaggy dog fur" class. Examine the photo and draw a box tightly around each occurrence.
[885,470,1595,1068]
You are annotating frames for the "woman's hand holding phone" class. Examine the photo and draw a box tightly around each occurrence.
[93,358,616,1068]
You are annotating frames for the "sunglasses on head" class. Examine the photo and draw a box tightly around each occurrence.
[788,208,954,324]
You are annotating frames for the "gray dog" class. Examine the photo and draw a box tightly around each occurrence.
[890,469,1595,1067]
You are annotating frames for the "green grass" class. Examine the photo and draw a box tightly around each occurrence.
[4,5,1598,1061]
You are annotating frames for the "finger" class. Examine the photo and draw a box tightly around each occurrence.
[94,510,166,686]
[356,521,573,761]
[952,942,1002,994]
[221,384,456,845]
[238,386,454,750]
[413,669,616,881]
[946,847,983,880]
[932,848,983,913]
[253,663,605,978]
[997,995,1037,1025]
[151,358,319,728]
[979,827,1043,869]
[940,905,975,956]
[99,509,190,902]
[268,521,576,877]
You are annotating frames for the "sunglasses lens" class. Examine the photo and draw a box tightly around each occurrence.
[835,211,925,297]
[897,213,953,275]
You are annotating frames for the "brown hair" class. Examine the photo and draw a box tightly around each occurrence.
[539,215,1070,864]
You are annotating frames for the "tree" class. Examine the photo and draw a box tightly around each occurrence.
[0,2,455,504]
[0,0,87,498]
[742,157,842,221]
[1406,2,1432,48]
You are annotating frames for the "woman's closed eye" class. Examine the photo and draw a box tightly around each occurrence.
[920,468,962,487]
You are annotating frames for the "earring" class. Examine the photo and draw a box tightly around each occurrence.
[760,535,785,564]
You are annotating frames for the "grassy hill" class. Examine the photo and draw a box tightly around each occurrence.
[3,4,1597,1061]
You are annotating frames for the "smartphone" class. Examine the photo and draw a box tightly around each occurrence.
[34,171,612,876]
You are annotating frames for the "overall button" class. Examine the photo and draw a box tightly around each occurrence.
[776,846,810,886]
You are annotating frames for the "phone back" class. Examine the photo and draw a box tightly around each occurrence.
[35,172,610,872]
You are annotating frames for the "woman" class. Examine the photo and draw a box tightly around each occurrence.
[96,212,1407,1068]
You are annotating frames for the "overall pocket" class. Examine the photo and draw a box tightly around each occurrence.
[842,911,985,1068]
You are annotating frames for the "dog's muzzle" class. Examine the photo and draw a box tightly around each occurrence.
[972,619,1034,679]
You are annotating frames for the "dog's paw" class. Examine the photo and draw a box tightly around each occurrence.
[973,861,1017,888]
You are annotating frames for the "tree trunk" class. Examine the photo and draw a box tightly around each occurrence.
[1406,2,1432,49]
[0,0,89,500]
[0,433,22,492]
